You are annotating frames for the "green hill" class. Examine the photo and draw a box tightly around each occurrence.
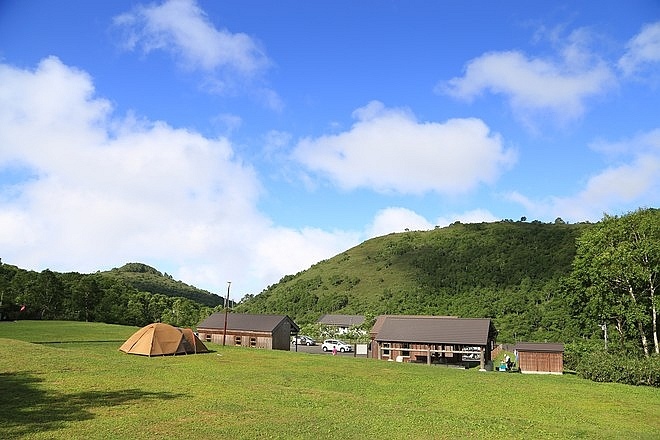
[102,262,223,307]
[235,220,592,342]
[0,261,222,328]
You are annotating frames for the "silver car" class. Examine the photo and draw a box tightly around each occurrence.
[292,335,316,346]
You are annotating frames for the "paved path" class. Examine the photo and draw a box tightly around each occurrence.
[290,343,368,358]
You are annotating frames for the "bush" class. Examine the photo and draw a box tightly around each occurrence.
[563,340,603,371]
[577,351,660,387]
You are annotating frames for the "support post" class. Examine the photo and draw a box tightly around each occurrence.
[222,281,231,346]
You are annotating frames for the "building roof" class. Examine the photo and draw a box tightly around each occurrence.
[197,313,299,333]
[317,314,365,327]
[370,315,456,337]
[515,342,564,353]
[372,315,495,346]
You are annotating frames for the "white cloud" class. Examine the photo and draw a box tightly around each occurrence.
[211,113,242,134]
[292,101,516,195]
[367,207,435,238]
[507,129,660,221]
[253,226,360,281]
[440,30,616,122]
[366,207,500,238]
[113,0,280,108]
[114,0,269,74]
[619,21,660,76]
[0,57,351,297]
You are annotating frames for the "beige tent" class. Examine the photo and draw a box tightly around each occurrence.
[119,323,208,356]
[180,327,209,354]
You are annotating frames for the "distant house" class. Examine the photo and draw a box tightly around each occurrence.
[197,313,299,351]
[370,315,498,369]
[317,314,366,334]
[515,342,564,375]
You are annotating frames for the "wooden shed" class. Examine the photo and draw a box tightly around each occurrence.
[197,313,299,351]
[515,342,564,375]
[317,314,365,334]
[370,315,498,369]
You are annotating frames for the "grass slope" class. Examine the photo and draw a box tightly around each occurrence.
[237,221,587,326]
[1,321,658,439]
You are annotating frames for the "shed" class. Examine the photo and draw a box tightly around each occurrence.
[317,314,365,334]
[370,315,497,368]
[197,313,299,350]
[515,342,564,375]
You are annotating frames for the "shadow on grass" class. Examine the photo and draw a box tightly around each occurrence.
[0,372,185,439]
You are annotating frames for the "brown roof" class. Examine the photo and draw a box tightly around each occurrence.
[317,314,365,327]
[515,342,564,352]
[197,313,299,333]
[370,315,457,337]
[372,315,494,346]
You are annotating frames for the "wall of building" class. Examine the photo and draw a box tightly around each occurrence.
[271,321,294,350]
[372,341,486,365]
[518,351,563,374]
[198,330,274,350]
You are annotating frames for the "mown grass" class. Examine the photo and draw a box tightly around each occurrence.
[1,321,659,439]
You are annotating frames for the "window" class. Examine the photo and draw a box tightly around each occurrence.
[250,337,256,347]
[383,342,390,356]
[235,336,242,346]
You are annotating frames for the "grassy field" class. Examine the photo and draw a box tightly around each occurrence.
[1,321,658,439]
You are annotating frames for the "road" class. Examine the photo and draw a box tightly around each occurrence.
[290,343,368,358]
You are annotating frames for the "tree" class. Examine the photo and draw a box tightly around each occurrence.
[622,209,660,355]
[572,208,659,356]
[70,276,103,322]
[19,269,65,319]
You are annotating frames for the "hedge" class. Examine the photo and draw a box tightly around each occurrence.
[576,351,660,387]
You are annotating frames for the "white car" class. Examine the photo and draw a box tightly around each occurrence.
[322,339,352,353]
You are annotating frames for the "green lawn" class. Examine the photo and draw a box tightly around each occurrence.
[1,321,658,439]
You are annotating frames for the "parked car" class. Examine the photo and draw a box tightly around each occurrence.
[322,339,352,352]
[462,346,480,361]
[291,335,316,346]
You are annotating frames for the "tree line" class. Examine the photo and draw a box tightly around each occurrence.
[0,264,220,329]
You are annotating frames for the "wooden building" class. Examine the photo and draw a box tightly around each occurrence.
[317,314,365,334]
[370,315,498,369]
[515,342,564,374]
[197,313,299,351]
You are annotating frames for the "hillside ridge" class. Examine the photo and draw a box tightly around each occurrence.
[236,220,592,342]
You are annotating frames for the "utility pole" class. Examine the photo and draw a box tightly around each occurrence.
[222,281,231,346]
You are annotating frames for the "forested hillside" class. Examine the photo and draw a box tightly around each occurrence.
[235,220,592,342]
[103,263,223,307]
[0,261,223,328]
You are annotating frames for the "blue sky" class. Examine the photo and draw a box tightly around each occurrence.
[1,1,659,299]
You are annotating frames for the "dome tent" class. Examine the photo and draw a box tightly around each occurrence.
[119,323,208,356]
[180,327,209,354]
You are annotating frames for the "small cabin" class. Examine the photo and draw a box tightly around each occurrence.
[197,313,299,351]
[317,314,366,335]
[515,342,564,375]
